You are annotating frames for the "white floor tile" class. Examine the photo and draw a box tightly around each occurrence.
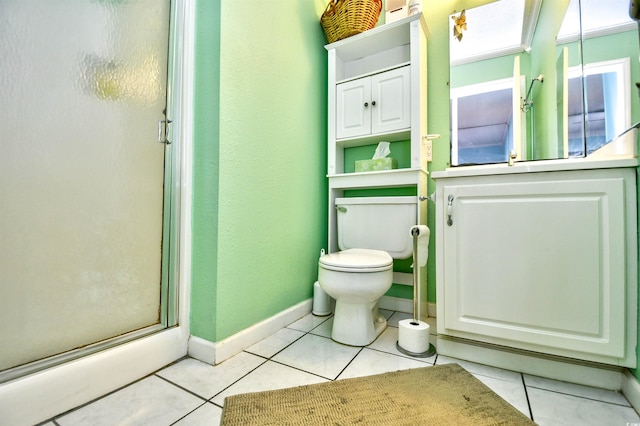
[156,353,265,399]
[309,316,333,338]
[286,313,331,332]
[528,387,640,426]
[272,333,361,380]
[211,360,328,406]
[475,374,531,418]
[337,347,431,380]
[245,327,305,358]
[524,374,630,406]
[378,308,394,320]
[56,376,203,426]
[387,311,413,327]
[173,402,222,426]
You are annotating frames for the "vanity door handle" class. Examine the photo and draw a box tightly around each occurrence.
[447,194,454,226]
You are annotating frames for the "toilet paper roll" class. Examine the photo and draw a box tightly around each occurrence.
[410,225,430,267]
[398,318,430,354]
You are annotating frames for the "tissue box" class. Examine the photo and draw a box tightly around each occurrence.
[386,0,407,23]
[355,158,398,172]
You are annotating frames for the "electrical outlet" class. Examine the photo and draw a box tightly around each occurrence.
[425,138,433,162]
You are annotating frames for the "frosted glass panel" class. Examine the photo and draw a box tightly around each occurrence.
[0,0,170,371]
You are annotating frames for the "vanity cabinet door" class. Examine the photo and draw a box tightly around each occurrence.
[435,168,637,367]
[335,66,410,140]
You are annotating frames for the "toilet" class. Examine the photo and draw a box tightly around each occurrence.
[318,196,417,346]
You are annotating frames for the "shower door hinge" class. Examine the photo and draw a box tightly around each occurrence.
[158,119,172,145]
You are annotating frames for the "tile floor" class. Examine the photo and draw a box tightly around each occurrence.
[42,310,640,426]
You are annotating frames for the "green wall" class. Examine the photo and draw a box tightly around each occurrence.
[530,0,570,159]
[191,0,221,342]
[190,0,328,342]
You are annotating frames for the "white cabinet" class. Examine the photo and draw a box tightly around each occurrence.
[325,14,429,254]
[336,66,411,139]
[324,15,430,318]
[326,15,429,178]
[432,164,638,367]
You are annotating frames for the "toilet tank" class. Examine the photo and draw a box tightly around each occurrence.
[336,196,417,259]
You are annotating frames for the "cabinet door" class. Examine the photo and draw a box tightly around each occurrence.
[371,66,411,135]
[438,172,635,366]
[336,78,371,139]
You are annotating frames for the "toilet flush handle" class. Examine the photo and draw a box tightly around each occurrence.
[447,194,454,226]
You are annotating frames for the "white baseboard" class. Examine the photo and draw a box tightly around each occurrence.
[378,296,437,318]
[187,335,217,365]
[392,272,413,286]
[188,299,312,365]
[378,295,413,313]
[623,369,640,414]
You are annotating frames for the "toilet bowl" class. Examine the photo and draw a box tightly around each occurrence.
[318,248,393,346]
[319,196,417,347]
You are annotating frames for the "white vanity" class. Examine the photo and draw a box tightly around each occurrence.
[432,158,638,371]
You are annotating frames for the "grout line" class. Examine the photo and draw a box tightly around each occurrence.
[525,384,635,408]
[167,400,212,426]
[521,373,535,421]
[333,346,365,380]
[48,371,161,423]
[154,373,211,402]
[268,358,337,382]
[204,358,270,402]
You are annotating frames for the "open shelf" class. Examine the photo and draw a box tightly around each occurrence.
[325,15,426,62]
[328,168,427,189]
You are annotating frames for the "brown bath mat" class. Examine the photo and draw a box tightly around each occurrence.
[220,363,535,425]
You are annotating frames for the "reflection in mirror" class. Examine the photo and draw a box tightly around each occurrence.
[450,58,525,166]
[568,59,631,156]
[451,80,513,165]
[575,0,634,156]
[449,0,638,166]
[449,0,540,166]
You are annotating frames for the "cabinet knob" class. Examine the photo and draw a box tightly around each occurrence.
[364,102,369,107]
[372,101,376,106]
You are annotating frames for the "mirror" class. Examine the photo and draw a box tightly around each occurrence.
[449,0,637,166]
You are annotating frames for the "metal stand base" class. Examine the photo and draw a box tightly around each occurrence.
[396,341,436,358]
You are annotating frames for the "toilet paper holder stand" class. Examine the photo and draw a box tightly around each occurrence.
[396,225,436,358]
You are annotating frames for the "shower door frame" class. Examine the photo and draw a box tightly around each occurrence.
[0,1,194,424]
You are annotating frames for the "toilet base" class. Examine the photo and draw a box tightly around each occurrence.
[331,300,387,346]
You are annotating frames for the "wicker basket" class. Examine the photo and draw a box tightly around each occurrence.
[321,0,382,44]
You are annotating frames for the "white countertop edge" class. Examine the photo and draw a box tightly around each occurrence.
[431,157,639,179]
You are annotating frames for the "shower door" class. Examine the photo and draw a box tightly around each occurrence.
[0,0,174,377]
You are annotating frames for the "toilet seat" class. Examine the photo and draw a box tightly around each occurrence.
[319,248,392,272]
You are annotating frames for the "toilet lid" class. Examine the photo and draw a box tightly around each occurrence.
[319,248,393,272]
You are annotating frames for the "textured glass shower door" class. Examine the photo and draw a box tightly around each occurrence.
[0,0,173,374]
